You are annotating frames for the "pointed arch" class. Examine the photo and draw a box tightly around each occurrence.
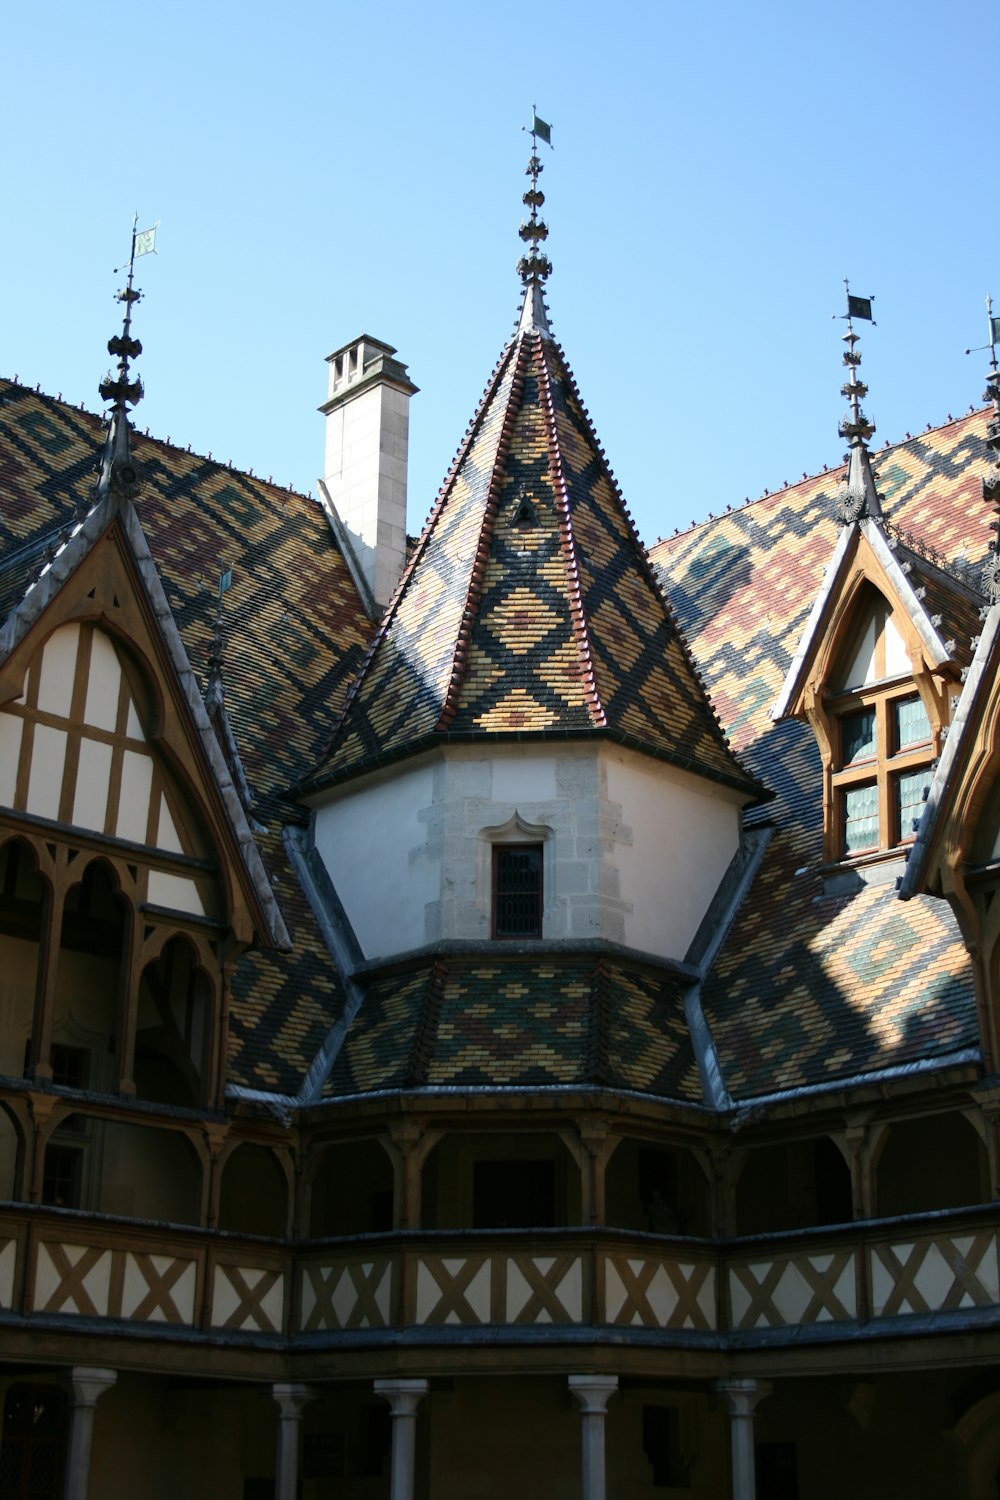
[53,857,129,1092]
[135,934,215,1108]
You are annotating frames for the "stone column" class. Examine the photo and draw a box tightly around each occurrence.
[272,1383,316,1500]
[568,1375,618,1500]
[714,1378,771,1500]
[374,1379,428,1500]
[62,1367,116,1500]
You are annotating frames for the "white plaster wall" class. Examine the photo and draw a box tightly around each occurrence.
[312,758,438,960]
[312,743,743,964]
[604,749,742,958]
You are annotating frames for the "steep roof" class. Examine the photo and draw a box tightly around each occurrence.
[323,954,700,1102]
[650,412,990,1100]
[307,300,762,801]
[0,376,371,1094]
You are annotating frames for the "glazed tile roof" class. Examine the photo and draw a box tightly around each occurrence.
[324,956,699,1101]
[650,412,990,1099]
[897,540,985,669]
[3,368,992,1109]
[0,377,371,1093]
[310,306,762,800]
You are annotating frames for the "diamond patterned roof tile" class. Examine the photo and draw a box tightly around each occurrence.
[308,305,763,801]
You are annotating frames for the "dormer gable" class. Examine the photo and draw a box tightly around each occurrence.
[773,518,981,868]
[0,502,288,950]
[0,498,290,1107]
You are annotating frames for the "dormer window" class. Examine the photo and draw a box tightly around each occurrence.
[823,588,941,861]
[774,550,962,874]
[833,690,934,857]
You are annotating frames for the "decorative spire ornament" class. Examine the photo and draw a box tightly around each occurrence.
[976,295,1000,599]
[834,282,884,525]
[515,110,553,337]
[95,215,157,505]
[205,565,234,713]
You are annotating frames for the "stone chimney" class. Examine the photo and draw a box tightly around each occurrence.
[320,335,418,610]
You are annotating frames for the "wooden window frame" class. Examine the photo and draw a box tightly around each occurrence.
[829,681,935,861]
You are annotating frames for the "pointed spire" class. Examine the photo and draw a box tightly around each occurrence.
[979,295,1000,599]
[95,216,151,506]
[835,282,883,525]
[515,113,553,337]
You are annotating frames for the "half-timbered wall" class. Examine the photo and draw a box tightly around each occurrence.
[0,623,215,917]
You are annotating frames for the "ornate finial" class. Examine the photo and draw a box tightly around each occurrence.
[205,565,233,711]
[834,282,883,525]
[517,109,553,290]
[96,216,157,505]
[973,295,1000,598]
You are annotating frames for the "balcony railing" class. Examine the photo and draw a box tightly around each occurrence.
[1,1203,998,1342]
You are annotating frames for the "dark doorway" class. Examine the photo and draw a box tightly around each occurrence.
[0,1386,67,1500]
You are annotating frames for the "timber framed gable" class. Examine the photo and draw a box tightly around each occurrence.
[0,500,289,1122]
[773,518,977,869]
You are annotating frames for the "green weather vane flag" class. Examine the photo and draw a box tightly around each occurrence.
[524,108,552,148]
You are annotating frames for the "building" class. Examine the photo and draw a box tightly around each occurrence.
[2,155,1000,1500]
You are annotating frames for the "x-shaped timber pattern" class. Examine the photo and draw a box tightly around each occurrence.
[409,1251,583,1325]
[35,1240,196,1323]
[301,1257,394,1330]
[870,1231,999,1317]
[14,1227,1000,1337]
[211,1263,285,1333]
[729,1248,856,1329]
[604,1253,716,1329]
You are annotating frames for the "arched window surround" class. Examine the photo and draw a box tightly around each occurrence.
[799,574,955,867]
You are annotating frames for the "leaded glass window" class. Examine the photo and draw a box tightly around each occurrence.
[843,783,879,854]
[841,707,876,763]
[896,766,933,838]
[493,845,542,939]
[895,695,931,750]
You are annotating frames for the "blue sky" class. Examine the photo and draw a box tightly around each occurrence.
[4,1,996,546]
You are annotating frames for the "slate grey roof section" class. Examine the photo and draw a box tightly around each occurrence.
[282,823,369,1102]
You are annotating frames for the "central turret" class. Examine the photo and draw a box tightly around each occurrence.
[301,140,766,967]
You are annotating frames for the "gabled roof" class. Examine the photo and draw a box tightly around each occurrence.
[306,296,763,801]
[773,514,984,721]
[651,412,990,1100]
[0,483,291,951]
[0,377,370,1093]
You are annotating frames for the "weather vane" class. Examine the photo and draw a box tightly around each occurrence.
[517,108,553,288]
[964,292,1000,376]
[834,280,881,525]
[210,565,233,664]
[95,214,158,505]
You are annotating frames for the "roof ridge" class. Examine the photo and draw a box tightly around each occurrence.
[884,519,987,597]
[586,958,612,1087]
[537,335,607,728]
[437,339,531,730]
[650,407,992,554]
[403,957,448,1087]
[0,377,316,503]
